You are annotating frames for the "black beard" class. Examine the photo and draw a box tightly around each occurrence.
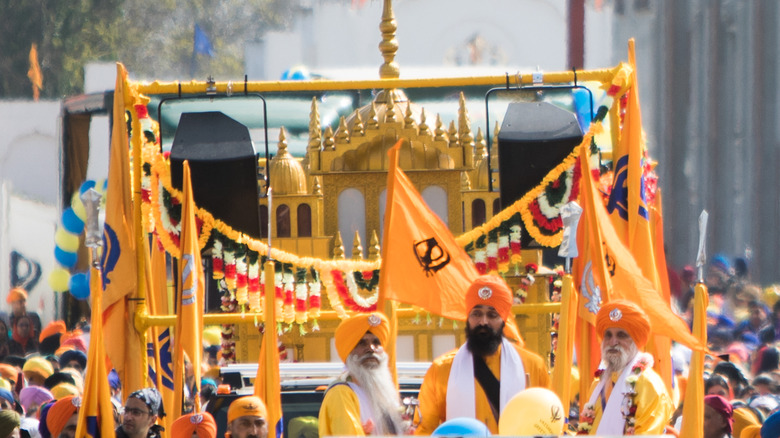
[465,322,504,357]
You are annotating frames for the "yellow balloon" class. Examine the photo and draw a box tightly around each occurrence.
[55,227,80,252]
[203,326,222,346]
[71,193,87,221]
[498,387,565,436]
[49,267,71,293]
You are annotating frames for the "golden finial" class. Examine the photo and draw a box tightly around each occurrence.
[313,176,322,195]
[475,127,486,159]
[448,120,459,147]
[419,108,431,137]
[368,230,380,260]
[491,121,500,169]
[333,232,345,259]
[351,110,365,137]
[335,116,350,144]
[434,114,447,141]
[308,97,321,150]
[460,171,471,190]
[385,98,397,122]
[277,126,289,154]
[378,0,400,79]
[352,230,363,260]
[404,102,416,129]
[458,92,471,133]
[367,102,379,130]
[323,126,335,150]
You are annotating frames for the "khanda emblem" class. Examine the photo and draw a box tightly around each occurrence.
[550,405,562,423]
[580,260,602,315]
[413,237,450,276]
[606,155,649,221]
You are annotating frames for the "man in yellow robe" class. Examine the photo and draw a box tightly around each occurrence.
[580,300,674,435]
[414,275,550,435]
[318,313,405,436]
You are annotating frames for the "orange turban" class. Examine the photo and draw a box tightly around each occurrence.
[40,321,66,342]
[6,287,26,304]
[740,425,761,438]
[227,396,267,425]
[46,395,79,438]
[334,313,389,363]
[0,365,18,383]
[172,412,217,438]
[465,275,513,321]
[596,300,651,349]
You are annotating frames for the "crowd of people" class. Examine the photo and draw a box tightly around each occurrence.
[0,252,779,437]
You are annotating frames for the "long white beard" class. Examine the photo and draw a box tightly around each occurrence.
[346,351,404,435]
[602,340,638,375]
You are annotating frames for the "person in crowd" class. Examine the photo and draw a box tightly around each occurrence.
[706,373,734,400]
[0,321,11,362]
[0,410,20,438]
[9,316,37,357]
[171,412,216,438]
[415,275,549,435]
[44,396,79,438]
[108,370,122,403]
[56,352,85,377]
[116,388,164,438]
[759,300,780,344]
[704,395,733,438]
[580,300,673,435]
[6,289,41,337]
[736,301,771,341]
[19,386,53,438]
[225,396,268,438]
[319,313,404,436]
[23,357,54,387]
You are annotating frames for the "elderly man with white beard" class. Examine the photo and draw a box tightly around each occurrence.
[579,300,674,435]
[318,312,405,436]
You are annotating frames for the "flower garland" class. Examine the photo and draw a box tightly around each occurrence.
[577,353,652,435]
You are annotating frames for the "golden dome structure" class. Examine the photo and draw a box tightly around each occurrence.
[269,127,307,195]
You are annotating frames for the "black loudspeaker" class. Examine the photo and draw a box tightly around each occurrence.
[497,102,583,246]
[170,111,261,240]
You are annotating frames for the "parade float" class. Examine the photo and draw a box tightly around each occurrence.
[54,0,707,436]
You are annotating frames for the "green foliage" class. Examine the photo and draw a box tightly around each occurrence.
[0,0,296,98]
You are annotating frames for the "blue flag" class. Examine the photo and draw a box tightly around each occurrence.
[194,24,215,57]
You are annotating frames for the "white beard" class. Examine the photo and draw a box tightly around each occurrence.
[601,340,639,375]
[346,351,404,435]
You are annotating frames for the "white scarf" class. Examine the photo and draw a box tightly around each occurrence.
[586,352,649,435]
[445,337,525,421]
[346,382,378,435]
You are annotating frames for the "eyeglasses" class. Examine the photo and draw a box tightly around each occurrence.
[123,407,151,417]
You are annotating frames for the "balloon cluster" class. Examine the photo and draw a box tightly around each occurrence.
[48,180,107,300]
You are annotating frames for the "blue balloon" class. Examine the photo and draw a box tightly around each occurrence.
[572,88,592,133]
[69,272,90,300]
[432,418,490,437]
[79,180,96,195]
[54,247,78,268]
[61,208,85,234]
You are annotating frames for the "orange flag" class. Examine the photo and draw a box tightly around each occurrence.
[75,266,117,438]
[102,63,143,394]
[573,141,704,351]
[679,283,708,438]
[27,44,42,101]
[378,139,480,321]
[173,161,204,416]
[256,261,283,438]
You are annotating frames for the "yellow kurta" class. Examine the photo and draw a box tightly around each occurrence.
[414,343,550,435]
[318,383,367,436]
[587,366,673,435]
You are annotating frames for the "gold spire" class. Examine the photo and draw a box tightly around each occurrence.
[434,114,447,141]
[419,109,431,137]
[368,230,381,261]
[378,0,399,79]
[335,116,350,144]
[269,127,307,195]
[448,121,459,148]
[333,232,345,259]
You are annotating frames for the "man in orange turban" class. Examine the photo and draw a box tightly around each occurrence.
[171,412,217,438]
[46,395,79,438]
[415,275,550,435]
[6,287,41,336]
[319,312,405,436]
[580,299,673,435]
[226,395,268,438]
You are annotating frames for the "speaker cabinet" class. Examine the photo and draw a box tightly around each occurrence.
[497,102,583,246]
[169,111,262,240]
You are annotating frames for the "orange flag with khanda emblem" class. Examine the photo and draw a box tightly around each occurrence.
[378,139,479,322]
[173,161,204,416]
[573,141,704,351]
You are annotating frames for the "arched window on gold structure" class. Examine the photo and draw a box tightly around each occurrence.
[493,199,501,216]
[472,199,486,228]
[297,204,312,237]
[421,185,448,226]
[338,188,366,258]
[259,205,268,238]
[277,204,291,237]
